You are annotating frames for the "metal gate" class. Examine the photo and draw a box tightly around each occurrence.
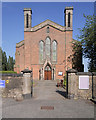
[92,72,96,99]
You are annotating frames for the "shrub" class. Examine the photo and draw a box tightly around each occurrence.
[63,74,67,87]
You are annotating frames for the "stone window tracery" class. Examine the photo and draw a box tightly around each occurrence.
[52,40,57,62]
[39,41,44,63]
[39,38,57,63]
[45,37,51,60]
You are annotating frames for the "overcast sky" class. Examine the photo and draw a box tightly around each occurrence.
[2,2,94,71]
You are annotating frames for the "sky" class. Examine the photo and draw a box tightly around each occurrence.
[2,2,94,72]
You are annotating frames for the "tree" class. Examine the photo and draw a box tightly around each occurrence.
[0,47,2,71]
[0,47,8,71]
[7,56,15,71]
[0,48,7,71]
[0,47,15,71]
[78,14,96,72]
[72,40,84,72]
[2,52,7,71]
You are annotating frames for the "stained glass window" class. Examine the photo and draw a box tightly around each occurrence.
[45,37,51,59]
[52,41,57,62]
[39,41,44,63]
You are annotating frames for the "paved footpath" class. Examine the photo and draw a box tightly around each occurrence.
[2,80,95,118]
[33,80,66,100]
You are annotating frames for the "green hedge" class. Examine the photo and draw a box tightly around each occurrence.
[0,71,17,74]
[63,74,67,87]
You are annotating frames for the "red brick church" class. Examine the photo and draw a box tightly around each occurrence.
[14,7,83,80]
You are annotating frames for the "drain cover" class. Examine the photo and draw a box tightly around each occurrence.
[41,106,54,110]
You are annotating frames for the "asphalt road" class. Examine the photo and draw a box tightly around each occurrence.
[2,80,95,118]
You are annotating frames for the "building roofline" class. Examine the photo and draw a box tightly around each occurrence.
[24,19,67,32]
[32,19,64,28]
[23,8,32,14]
[64,6,73,13]
[16,40,24,48]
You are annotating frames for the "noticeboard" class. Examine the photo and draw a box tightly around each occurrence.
[79,76,89,89]
[58,72,63,76]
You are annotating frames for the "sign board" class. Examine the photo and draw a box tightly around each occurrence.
[79,76,89,89]
[58,72,63,76]
[0,80,5,88]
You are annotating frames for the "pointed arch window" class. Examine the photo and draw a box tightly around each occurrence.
[45,64,51,71]
[45,37,51,60]
[26,14,29,28]
[68,12,70,27]
[52,41,57,62]
[46,27,49,33]
[39,41,44,63]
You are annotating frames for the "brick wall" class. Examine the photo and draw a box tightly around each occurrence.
[15,24,73,80]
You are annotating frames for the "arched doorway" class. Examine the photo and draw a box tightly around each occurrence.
[44,64,52,80]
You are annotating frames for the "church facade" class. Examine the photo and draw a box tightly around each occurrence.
[14,7,82,80]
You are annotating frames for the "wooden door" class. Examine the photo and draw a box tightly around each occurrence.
[48,71,51,80]
[44,70,47,80]
[44,70,51,80]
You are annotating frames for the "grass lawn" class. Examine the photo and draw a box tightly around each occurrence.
[0,71,17,74]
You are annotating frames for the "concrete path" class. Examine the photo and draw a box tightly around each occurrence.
[33,80,66,100]
[2,80,95,118]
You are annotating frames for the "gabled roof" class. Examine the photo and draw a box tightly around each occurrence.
[16,40,24,48]
[31,19,65,32]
